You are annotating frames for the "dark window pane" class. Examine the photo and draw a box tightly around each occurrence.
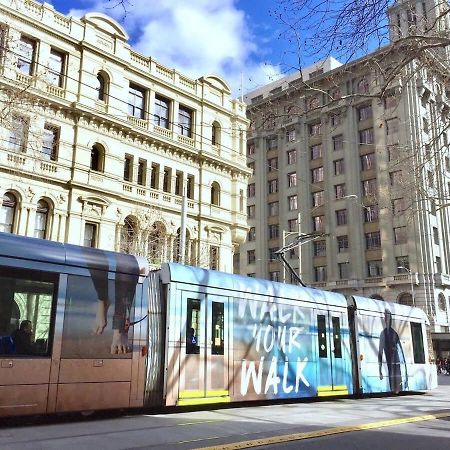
[332,316,342,358]
[317,314,327,358]
[411,322,425,364]
[186,298,200,354]
[211,302,224,355]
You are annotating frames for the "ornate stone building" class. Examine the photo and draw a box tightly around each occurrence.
[240,0,450,348]
[0,0,249,272]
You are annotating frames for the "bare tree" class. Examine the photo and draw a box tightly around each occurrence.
[274,0,450,67]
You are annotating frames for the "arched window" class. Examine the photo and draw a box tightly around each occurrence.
[34,199,49,239]
[212,121,221,146]
[438,293,447,312]
[398,292,413,306]
[357,78,370,94]
[211,182,220,206]
[330,88,341,100]
[120,216,137,254]
[148,221,166,265]
[173,228,191,263]
[308,96,320,110]
[96,72,107,101]
[173,228,181,262]
[90,144,104,172]
[0,192,17,233]
[239,129,244,155]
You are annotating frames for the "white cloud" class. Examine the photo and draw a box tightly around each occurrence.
[67,0,282,96]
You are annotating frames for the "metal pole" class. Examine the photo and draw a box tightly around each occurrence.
[410,270,415,307]
[297,212,301,283]
[179,181,187,264]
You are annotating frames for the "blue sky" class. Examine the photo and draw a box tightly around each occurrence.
[45,0,297,96]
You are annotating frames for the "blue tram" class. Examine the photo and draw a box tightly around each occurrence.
[0,233,434,416]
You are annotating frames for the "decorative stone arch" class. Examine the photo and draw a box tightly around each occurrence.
[205,225,226,243]
[397,292,413,306]
[200,75,231,95]
[36,196,54,210]
[81,13,129,40]
[1,190,20,233]
[1,188,23,204]
[37,191,63,210]
[79,195,110,217]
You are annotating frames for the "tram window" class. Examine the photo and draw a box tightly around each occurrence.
[211,302,224,355]
[411,322,425,363]
[0,268,57,357]
[186,298,200,354]
[332,317,342,358]
[317,315,327,358]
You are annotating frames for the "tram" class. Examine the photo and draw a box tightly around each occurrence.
[0,233,434,417]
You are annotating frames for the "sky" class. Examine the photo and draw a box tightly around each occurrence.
[44,0,297,97]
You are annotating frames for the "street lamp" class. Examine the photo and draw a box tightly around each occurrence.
[398,266,415,307]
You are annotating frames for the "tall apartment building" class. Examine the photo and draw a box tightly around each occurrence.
[0,0,249,272]
[239,0,450,349]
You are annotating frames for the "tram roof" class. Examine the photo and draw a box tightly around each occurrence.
[0,232,144,275]
[351,295,429,323]
[161,262,348,307]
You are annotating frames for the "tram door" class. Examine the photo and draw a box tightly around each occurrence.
[316,310,346,395]
[179,293,229,405]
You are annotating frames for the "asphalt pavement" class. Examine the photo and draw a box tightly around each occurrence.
[0,375,449,450]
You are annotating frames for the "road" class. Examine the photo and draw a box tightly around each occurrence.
[1,376,450,450]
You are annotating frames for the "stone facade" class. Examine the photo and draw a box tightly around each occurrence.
[0,0,250,272]
[240,0,450,339]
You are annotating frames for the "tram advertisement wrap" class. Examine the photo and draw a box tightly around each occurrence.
[61,249,140,358]
[359,311,412,394]
[233,298,316,399]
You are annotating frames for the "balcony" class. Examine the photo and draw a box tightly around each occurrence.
[386,272,419,286]
[127,116,148,130]
[416,76,433,99]
[1,149,71,183]
[15,72,34,86]
[435,273,450,287]
[329,279,359,289]
[154,125,172,140]
[178,134,195,147]
[47,85,65,99]
[364,276,383,284]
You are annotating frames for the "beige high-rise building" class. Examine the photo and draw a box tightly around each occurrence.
[0,0,249,272]
[239,0,450,351]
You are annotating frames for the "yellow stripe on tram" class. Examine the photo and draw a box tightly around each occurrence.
[317,385,349,396]
[178,390,231,406]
